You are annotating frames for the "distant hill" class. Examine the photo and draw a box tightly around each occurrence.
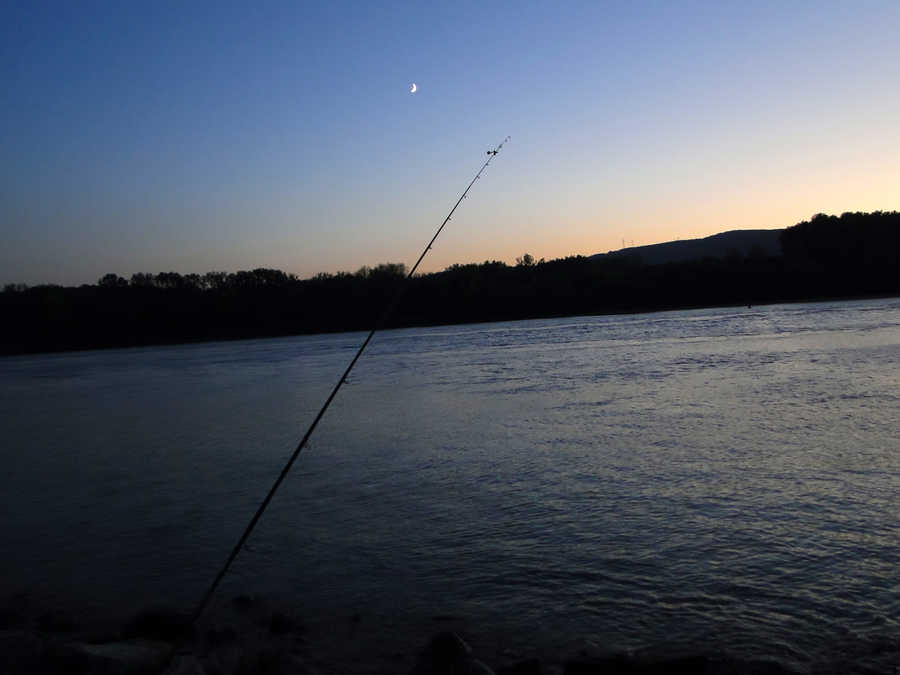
[592,229,784,265]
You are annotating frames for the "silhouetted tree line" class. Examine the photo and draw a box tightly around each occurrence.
[2,211,899,354]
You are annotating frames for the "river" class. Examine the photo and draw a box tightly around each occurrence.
[2,298,899,672]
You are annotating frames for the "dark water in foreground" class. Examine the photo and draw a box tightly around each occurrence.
[2,299,900,672]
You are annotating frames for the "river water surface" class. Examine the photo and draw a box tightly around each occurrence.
[2,299,900,672]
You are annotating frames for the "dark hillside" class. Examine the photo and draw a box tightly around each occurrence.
[591,229,783,265]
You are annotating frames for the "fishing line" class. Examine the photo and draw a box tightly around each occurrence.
[165,136,510,667]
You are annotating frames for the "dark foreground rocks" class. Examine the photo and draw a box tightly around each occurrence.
[0,595,802,675]
[558,653,793,674]
[411,632,495,674]
[0,629,171,674]
[406,632,797,675]
[0,596,320,675]
[0,626,802,675]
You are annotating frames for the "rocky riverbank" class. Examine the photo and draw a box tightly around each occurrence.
[0,593,810,675]
[1,594,320,675]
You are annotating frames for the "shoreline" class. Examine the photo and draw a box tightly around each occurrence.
[0,592,852,675]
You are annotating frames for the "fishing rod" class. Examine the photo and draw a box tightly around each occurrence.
[166,136,510,665]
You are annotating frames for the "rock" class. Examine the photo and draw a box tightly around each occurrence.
[201,642,244,675]
[647,655,709,673]
[123,607,192,642]
[467,659,497,675]
[276,653,325,675]
[74,638,171,674]
[0,631,44,674]
[564,653,710,674]
[431,632,473,660]
[412,631,496,675]
[41,641,94,674]
[166,653,207,675]
[706,658,794,674]
[0,596,29,630]
[199,643,318,675]
[564,654,634,674]
[497,659,543,675]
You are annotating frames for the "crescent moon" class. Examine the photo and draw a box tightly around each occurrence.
[410,83,417,93]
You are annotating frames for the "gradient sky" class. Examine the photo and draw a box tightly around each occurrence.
[3,0,899,286]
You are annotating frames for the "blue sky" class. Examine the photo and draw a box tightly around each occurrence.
[3,0,899,285]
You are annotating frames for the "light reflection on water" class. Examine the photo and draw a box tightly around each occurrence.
[2,298,900,672]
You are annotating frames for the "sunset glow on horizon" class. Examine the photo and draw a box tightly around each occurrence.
[3,1,899,286]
